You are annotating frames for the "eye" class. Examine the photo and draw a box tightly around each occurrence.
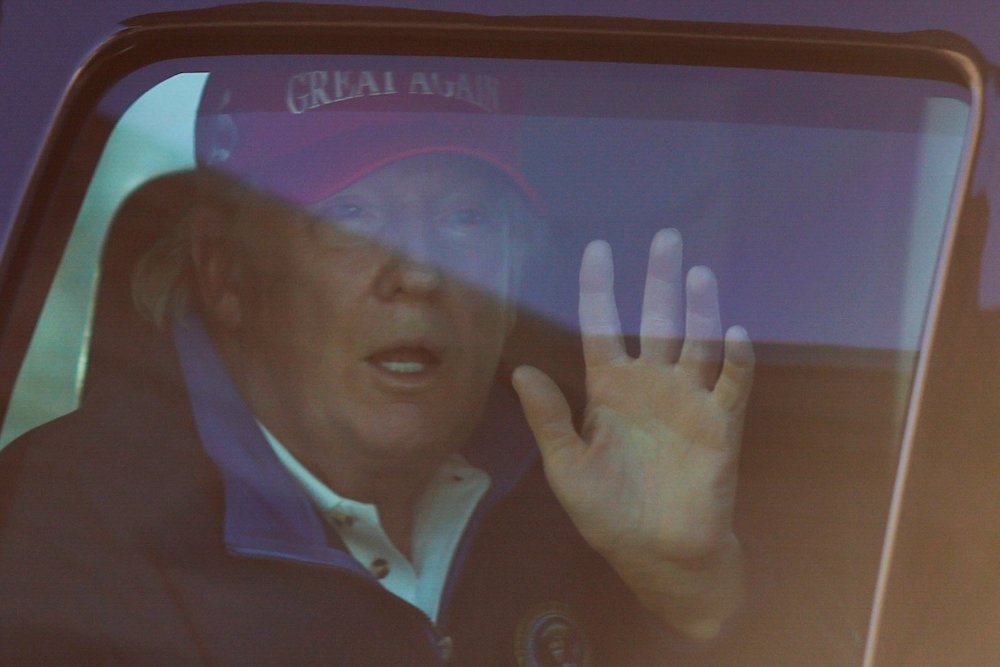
[312,196,382,235]
[436,205,504,247]
[446,208,485,228]
[436,208,490,245]
[311,196,365,220]
[328,201,364,220]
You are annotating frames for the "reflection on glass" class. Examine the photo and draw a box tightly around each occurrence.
[0,52,972,665]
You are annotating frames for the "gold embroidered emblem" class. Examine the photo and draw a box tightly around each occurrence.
[514,601,590,667]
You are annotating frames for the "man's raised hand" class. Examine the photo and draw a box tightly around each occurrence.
[512,228,754,640]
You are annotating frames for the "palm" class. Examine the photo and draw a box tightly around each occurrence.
[513,229,753,566]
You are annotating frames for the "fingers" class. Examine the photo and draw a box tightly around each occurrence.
[640,228,684,362]
[583,232,747,399]
[678,266,724,387]
[512,365,584,466]
[714,326,755,412]
[579,240,626,366]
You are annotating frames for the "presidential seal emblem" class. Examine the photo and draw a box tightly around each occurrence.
[514,602,591,667]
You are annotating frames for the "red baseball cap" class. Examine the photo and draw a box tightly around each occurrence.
[195,58,539,208]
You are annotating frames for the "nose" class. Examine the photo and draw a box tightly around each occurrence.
[395,252,442,295]
[374,216,443,298]
[389,214,437,266]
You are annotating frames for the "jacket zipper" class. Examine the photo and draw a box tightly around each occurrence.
[230,547,454,662]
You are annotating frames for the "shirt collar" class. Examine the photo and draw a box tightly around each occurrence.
[259,418,486,520]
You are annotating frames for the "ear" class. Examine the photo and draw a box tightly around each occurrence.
[190,212,244,330]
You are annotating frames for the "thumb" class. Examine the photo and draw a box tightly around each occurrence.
[511,365,584,467]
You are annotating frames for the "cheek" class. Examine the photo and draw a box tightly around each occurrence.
[440,253,514,301]
[453,293,513,368]
[240,264,364,362]
[423,234,515,299]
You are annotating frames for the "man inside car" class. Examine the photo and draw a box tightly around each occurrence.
[0,60,754,665]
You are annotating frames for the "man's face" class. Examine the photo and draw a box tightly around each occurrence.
[216,154,521,474]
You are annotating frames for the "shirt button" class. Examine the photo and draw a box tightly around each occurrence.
[450,474,464,482]
[370,558,390,579]
[434,632,454,662]
[329,511,355,528]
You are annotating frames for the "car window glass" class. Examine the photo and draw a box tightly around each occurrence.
[0,51,973,662]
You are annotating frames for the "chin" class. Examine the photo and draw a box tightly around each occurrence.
[355,408,466,462]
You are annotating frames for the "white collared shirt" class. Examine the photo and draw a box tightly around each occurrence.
[259,423,491,622]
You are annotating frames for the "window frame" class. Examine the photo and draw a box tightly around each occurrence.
[0,9,990,664]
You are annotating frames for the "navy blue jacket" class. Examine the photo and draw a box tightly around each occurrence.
[0,316,681,666]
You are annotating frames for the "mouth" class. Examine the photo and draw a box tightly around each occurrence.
[366,346,443,379]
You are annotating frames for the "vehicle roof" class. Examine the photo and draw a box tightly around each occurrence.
[3,1,999,248]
